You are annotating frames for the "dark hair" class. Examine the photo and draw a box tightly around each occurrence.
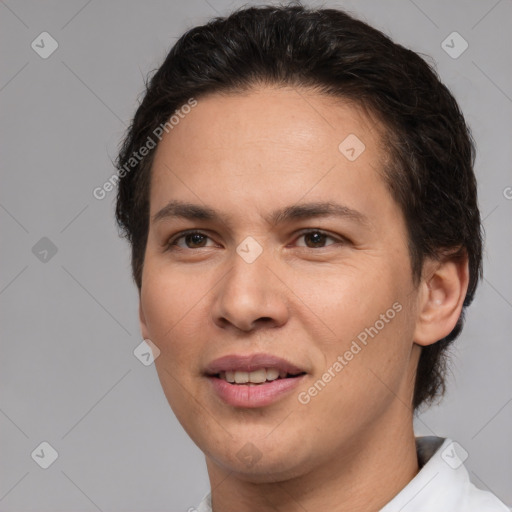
[115,2,483,412]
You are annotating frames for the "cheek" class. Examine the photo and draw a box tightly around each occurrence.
[295,317,413,443]
[291,259,400,337]
[141,267,209,423]
[141,264,205,363]
[292,262,414,406]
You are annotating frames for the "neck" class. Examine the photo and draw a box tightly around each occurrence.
[205,405,419,512]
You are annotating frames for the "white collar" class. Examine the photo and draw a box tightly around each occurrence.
[196,436,510,511]
[380,436,509,511]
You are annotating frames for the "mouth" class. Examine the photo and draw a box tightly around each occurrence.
[214,368,306,385]
[204,353,308,407]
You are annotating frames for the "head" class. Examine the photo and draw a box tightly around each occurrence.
[115,3,482,478]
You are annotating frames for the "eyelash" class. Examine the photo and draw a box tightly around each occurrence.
[165,229,347,251]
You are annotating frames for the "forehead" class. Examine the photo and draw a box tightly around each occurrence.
[156,86,384,158]
[149,86,394,222]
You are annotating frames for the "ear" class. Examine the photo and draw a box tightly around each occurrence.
[139,300,150,340]
[413,254,470,347]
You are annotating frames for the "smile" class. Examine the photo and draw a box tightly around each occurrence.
[218,367,305,384]
[204,353,308,407]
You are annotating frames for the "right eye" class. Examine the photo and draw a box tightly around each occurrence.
[165,230,217,250]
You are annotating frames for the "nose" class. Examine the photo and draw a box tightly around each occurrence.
[211,249,289,333]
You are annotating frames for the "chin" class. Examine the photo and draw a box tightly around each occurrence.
[205,438,317,483]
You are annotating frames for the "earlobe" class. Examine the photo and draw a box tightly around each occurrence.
[413,255,470,347]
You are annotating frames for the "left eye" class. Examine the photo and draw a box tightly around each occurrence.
[294,230,340,248]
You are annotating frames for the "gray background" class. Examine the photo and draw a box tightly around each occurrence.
[1,0,511,510]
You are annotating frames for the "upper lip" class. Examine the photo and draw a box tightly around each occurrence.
[204,353,306,376]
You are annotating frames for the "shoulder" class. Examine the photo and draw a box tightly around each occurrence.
[462,479,511,511]
[380,437,510,512]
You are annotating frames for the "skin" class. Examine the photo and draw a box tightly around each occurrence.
[139,86,469,512]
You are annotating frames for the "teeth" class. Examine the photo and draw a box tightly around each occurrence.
[220,367,284,384]
[243,368,266,383]
[266,368,279,381]
[234,370,249,383]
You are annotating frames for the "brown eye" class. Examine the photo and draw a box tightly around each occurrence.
[167,231,214,250]
[295,230,339,248]
[183,233,208,248]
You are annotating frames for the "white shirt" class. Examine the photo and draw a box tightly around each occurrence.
[195,436,510,511]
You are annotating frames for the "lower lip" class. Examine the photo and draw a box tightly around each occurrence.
[207,375,306,408]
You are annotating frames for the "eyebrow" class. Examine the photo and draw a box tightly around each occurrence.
[152,200,370,228]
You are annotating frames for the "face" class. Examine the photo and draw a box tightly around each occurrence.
[139,86,422,481]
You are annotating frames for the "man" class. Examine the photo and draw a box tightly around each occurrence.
[114,3,510,511]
